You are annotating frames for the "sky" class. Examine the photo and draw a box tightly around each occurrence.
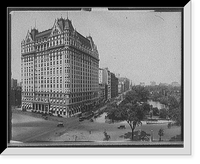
[10,9,181,85]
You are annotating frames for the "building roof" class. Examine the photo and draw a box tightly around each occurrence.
[25,17,96,50]
[77,32,92,49]
[31,18,76,41]
[35,28,52,40]
[57,18,65,31]
[64,18,74,30]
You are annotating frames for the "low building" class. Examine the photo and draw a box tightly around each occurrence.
[171,82,180,87]
[150,81,156,86]
[10,86,22,107]
[140,82,145,87]
[159,83,169,86]
[11,78,18,88]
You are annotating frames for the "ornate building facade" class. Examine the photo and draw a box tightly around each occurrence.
[21,17,99,117]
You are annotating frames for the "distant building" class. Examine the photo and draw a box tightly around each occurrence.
[140,82,145,87]
[11,78,18,88]
[118,81,124,94]
[99,68,112,101]
[115,73,120,78]
[130,80,133,89]
[102,68,111,100]
[11,86,22,107]
[11,79,22,107]
[111,72,118,98]
[118,77,130,94]
[98,83,106,102]
[18,81,22,87]
[150,81,156,86]
[171,82,180,87]
[124,78,130,92]
[159,83,169,86]
[98,68,106,102]
[99,68,103,84]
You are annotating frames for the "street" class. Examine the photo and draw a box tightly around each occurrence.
[11,106,182,144]
[12,109,80,142]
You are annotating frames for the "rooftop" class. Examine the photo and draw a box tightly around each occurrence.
[24,17,97,51]
[35,28,52,40]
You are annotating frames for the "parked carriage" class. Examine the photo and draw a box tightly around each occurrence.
[118,125,126,129]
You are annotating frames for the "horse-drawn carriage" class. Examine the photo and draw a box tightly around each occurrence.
[118,125,126,129]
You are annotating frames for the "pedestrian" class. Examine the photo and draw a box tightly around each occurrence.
[167,122,172,129]
[74,135,77,141]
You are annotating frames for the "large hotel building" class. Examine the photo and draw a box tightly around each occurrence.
[21,17,99,117]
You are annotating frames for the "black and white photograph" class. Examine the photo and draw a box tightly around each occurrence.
[4,4,192,155]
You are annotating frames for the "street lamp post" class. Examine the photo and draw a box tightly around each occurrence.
[150,130,153,142]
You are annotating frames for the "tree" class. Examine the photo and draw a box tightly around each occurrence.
[131,85,150,103]
[106,86,150,141]
[152,107,159,116]
[106,102,145,141]
[158,128,164,141]
[159,108,168,119]
[167,96,182,126]
[149,110,153,119]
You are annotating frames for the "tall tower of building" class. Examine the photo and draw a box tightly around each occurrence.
[21,17,99,117]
